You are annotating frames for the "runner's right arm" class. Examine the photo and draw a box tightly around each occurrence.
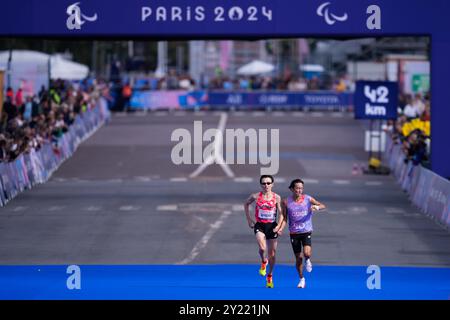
[244,193,257,228]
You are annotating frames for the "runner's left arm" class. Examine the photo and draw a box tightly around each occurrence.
[273,195,284,234]
[310,196,326,212]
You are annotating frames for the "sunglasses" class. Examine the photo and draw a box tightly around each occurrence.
[261,182,272,185]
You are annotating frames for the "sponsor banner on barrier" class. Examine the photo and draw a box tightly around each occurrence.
[23,154,35,187]
[385,135,450,228]
[130,90,353,109]
[426,175,450,226]
[0,163,7,205]
[207,91,298,106]
[179,91,209,108]
[400,161,414,192]
[130,90,185,109]
[206,91,352,108]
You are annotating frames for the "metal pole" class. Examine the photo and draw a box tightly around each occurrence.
[92,41,98,77]
[7,48,12,88]
[128,41,134,58]
[157,41,167,76]
[378,120,382,162]
[369,119,373,163]
[48,56,51,89]
[176,45,184,74]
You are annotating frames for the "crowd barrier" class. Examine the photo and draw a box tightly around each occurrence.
[0,98,110,207]
[384,136,450,229]
[130,90,353,110]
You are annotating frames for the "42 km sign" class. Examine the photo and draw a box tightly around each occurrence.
[354,81,398,120]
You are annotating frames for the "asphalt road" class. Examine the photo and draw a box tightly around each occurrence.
[1,110,449,267]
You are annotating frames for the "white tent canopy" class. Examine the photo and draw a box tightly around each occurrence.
[0,50,89,95]
[50,55,89,80]
[237,60,274,75]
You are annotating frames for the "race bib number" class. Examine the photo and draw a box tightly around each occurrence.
[258,209,276,220]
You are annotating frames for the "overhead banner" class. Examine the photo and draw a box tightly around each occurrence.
[1,0,449,178]
[354,81,398,120]
[0,1,448,38]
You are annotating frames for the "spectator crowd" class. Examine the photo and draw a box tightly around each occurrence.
[121,67,352,93]
[385,92,431,168]
[1,79,105,163]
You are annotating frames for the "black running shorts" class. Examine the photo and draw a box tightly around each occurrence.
[290,232,312,254]
[254,222,279,240]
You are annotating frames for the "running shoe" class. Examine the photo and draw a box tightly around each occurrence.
[305,258,313,272]
[297,277,306,288]
[266,274,274,288]
[259,260,268,276]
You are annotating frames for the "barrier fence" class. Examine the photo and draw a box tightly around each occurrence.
[0,98,110,207]
[384,136,450,229]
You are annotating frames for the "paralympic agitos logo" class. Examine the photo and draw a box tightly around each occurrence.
[316,2,348,25]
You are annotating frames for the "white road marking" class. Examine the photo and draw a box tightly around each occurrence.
[365,181,383,186]
[107,179,123,183]
[292,112,305,117]
[135,176,152,182]
[84,206,102,212]
[327,210,347,215]
[232,111,245,116]
[156,205,178,211]
[252,112,265,117]
[119,205,141,211]
[402,213,422,217]
[154,111,168,116]
[332,180,350,185]
[327,207,366,215]
[12,206,28,212]
[48,206,66,211]
[174,111,187,116]
[302,178,319,184]
[385,207,406,214]
[331,112,344,118]
[194,111,206,116]
[348,206,368,213]
[232,204,243,212]
[311,112,324,117]
[193,215,208,225]
[189,112,235,178]
[272,111,285,117]
[234,177,253,183]
[177,210,233,265]
[170,177,188,182]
